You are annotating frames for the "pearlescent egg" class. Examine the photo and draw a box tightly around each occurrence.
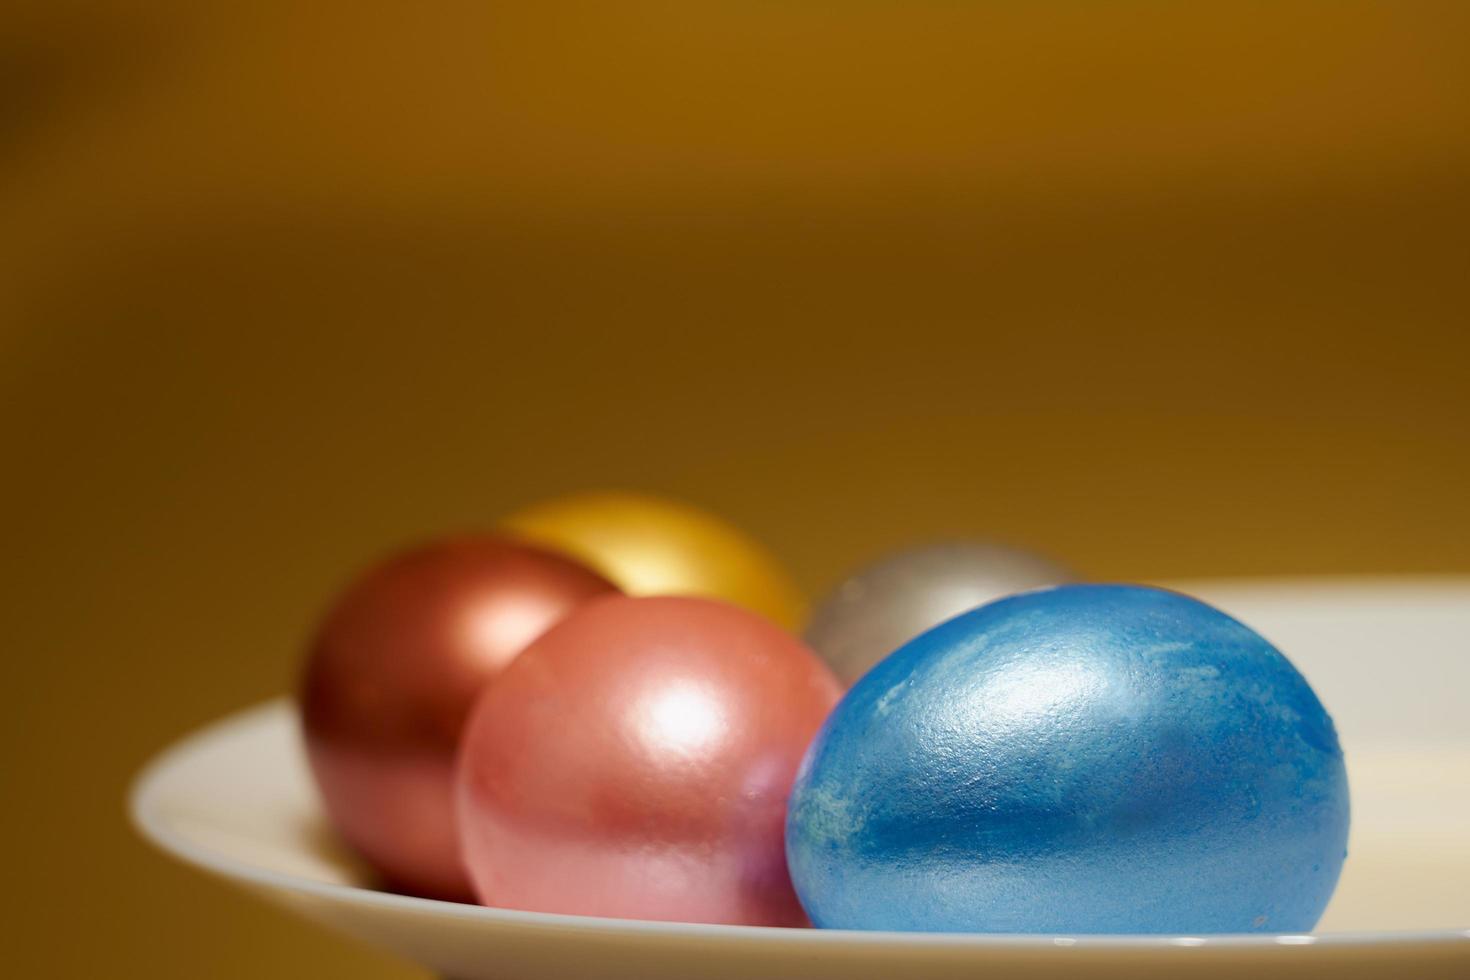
[300,536,617,901]
[455,595,841,925]
[500,491,806,630]
[786,584,1350,934]
[805,541,1072,685]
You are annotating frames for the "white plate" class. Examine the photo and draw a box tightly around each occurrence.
[131,578,1470,978]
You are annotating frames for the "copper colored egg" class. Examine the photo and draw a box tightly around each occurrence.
[455,595,842,925]
[299,536,618,901]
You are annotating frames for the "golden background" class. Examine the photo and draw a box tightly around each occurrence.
[3,2,1467,976]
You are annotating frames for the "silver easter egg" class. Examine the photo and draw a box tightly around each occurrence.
[805,542,1073,685]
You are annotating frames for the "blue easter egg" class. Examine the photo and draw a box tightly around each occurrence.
[786,584,1349,934]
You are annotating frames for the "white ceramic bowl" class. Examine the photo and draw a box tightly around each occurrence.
[131,578,1470,978]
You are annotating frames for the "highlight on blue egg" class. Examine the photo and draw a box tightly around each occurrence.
[785,584,1350,934]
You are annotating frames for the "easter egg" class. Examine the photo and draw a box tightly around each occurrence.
[299,536,618,901]
[786,584,1350,934]
[499,491,805,629]
[455,595,841,924]
[806,541,1073,684]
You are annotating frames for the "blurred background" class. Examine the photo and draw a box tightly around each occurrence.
[3,1,1467,976]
